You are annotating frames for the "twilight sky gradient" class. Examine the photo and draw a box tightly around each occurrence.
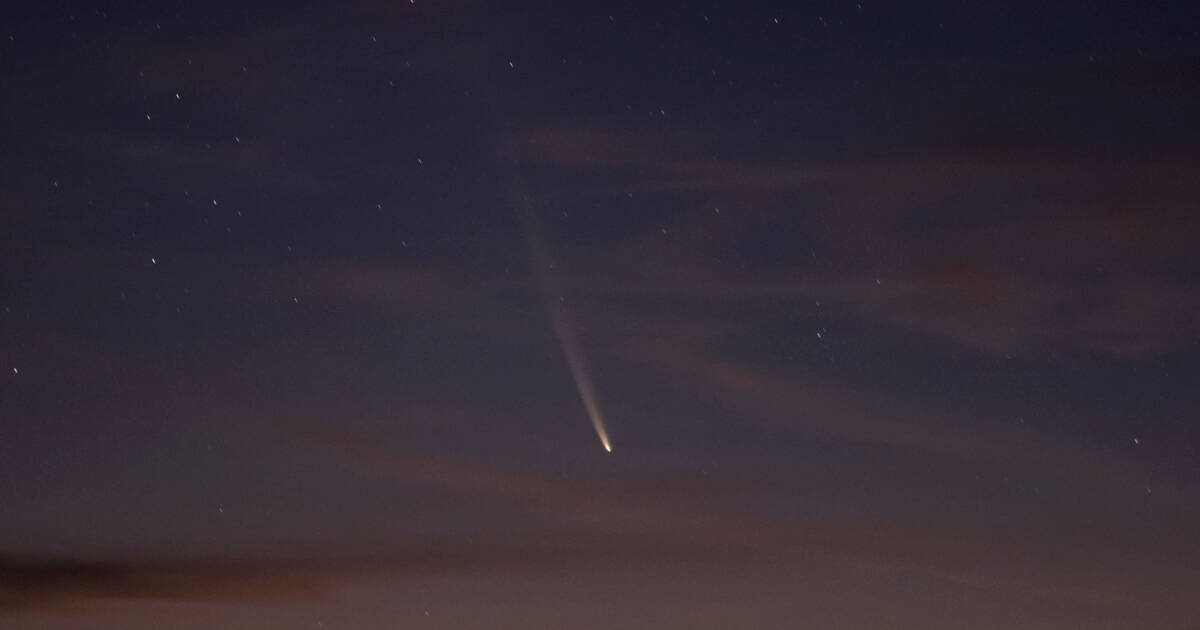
[3,1,1200,628]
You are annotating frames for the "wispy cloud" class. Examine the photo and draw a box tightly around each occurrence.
[278,429,1195,613]
[512,125,1200,359]
[0,536,696,617]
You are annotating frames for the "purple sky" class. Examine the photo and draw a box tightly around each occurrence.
[3,1,1200,628]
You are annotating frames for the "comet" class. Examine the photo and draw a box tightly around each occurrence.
[545,294,614,453]
[528,223,614,453]
[495,130,614,453]
[514,192,614,454]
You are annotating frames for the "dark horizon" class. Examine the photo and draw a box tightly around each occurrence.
[3,1,1199,628]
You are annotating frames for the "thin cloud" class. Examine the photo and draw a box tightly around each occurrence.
[0,538,700,618]
[512,125,1200,359]
[291,429,1190,612]
[615,336,1190,499]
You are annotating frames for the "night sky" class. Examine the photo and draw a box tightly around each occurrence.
[3,1,1200,628]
